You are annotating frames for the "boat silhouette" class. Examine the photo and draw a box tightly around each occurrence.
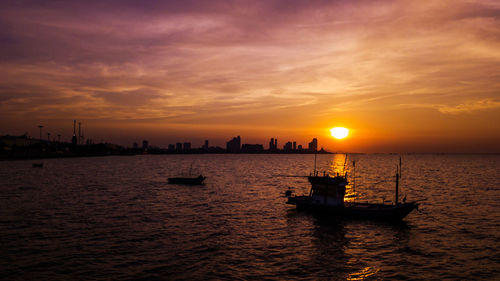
[168,175,206,185]
[286,157,418,220]
[168,164,206,185]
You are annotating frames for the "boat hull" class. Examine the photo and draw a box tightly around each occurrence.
[168,176,206,185]
[288,196,418,221]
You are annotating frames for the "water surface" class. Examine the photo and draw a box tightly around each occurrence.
[1,154,499,280]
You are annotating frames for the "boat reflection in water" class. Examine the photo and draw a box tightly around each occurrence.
[287,156,418,221]
[285,204,411,279]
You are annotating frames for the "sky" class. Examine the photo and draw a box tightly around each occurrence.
[0,0,499,152]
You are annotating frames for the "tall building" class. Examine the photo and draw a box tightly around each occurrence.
[283,141,293,151]
[71,120,77,147]
[142,140,149,150]
[226,136,241,153]
[204,140,209,151]
[176,143,183,152]
[269,137,278,151]
[293,141,297,151]
[183,142,191,152]
[308,138,318,152]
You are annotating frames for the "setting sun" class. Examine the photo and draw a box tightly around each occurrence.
[330,127,349,139]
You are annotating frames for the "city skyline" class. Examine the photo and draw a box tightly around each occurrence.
[1,1,499,153]
[2,123,325,153]
[1,130,330,159]
[0,120,338,152]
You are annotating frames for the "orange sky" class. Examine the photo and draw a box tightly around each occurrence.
[0,0,499,152]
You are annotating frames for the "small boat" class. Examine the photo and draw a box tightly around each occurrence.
[168,175,206,185]
[32,163,43,168]
[286,158,418,221]
[168,164,206,185]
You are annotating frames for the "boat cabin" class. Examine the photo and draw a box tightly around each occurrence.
[308,174,348,206]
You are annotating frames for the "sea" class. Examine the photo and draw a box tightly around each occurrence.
[0,154,499,280]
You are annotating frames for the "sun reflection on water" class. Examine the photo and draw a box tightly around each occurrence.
[325,154,357,203]
[347,266,380,281]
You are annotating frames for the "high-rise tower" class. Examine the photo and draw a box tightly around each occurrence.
[72,120,77,146]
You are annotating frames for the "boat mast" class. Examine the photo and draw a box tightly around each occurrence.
[313,151,317,176]
[353,160,356,203]
[399,156,402,178]
[395,156,401,205]
[342,154,348,177]
[395,170,399,205]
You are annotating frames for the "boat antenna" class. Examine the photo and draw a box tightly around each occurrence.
[353,160,356,203]
[395,156,401,205]
[313,151,318,176]
[343,154,348,176]
[399,156,402,179]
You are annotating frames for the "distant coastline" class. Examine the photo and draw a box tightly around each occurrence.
[0,148,333,161]
[2,134,498,161]
[0,134,331,161]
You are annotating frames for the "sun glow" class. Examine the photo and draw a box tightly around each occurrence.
[330,127,349,139]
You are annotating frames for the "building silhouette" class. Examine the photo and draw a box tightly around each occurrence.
[269,138,278,151]
[71,120,77,147]
[175,143,182,152]
[283,141,293,151]
[308,138,318,152]
[175,142,182,152]
[203,140,209,151]
[241,144,264,153]
[226,136,241,153]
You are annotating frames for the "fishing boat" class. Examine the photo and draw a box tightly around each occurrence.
[286,158,418,221]
[168,175,206,185]
[168,164,206,185]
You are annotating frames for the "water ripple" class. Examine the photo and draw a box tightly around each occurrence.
[0,154,499,280]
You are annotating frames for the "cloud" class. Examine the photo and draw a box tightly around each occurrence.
[435,99,500,114]
[0,0,499,149]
